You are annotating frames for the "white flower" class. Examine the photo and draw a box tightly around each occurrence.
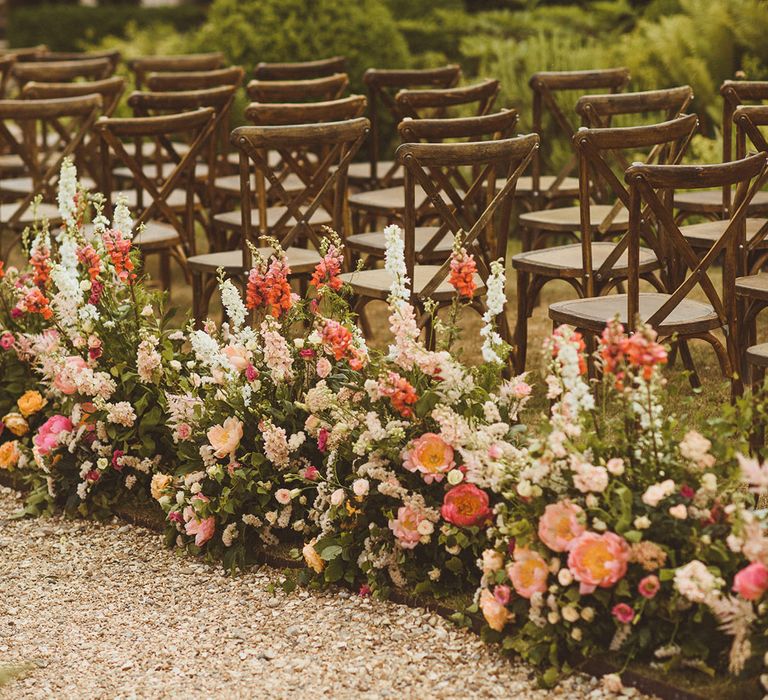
[674,560,723,605]
[447,469,464,485]
[581,607,595,622]
[383,224,409,304]
[352,479,369,497]
[634,515,651,530]
[222,522,239,547]
[219,277,248,332]
[275,488,292,505]
[642,479,675,507]
[480,259,506,364]
[417,519,434,536]
[558,568,573,586]
[57,158,78,228]
[669,504,687,520]
[562,605,579,622]
[112,195,134,239]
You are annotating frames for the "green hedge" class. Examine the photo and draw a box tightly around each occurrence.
[8,4,206,52]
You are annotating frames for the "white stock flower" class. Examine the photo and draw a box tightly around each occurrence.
[480,259,506,364]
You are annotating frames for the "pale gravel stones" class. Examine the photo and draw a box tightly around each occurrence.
[0,488,651,699]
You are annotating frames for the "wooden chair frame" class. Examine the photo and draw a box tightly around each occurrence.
[253,56,347,81]
[146,66,244,92]
[129,53,225,90]
[245,74,349,104]
[395,78,500,119]
[11,58,114,90]
[576,86,694,128]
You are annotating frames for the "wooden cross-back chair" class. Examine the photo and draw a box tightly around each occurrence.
[33,50,121,72]
[246,73,349,103]
[1,46,48,61]
[576,86,694,129]
[0,55,16,99]
[344,109,519,270]
[550,152,768,388]
[11,58,115,92]
[96,107,217,291]
[146,66,245,92]
[525,68,630,210]
[253,56,347,81]
[356,65,461,190]
[675,80,768,223]
[189,117,369,323]
[0,94,103,258]
[513,114,698,373]
[341,132,539,357]
[349,78,502,230]
[129,53,225,90]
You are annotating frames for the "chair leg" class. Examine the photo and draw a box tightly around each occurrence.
[750,363,766,458]
[678,339,701,389]
[514,269,530,375]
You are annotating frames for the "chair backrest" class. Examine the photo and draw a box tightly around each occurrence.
[529,67,630,203]
[625,152,768,360]
[245,73,349,103]
[397,133,540,299]
[34,50,121,71]
[573,114,699,295]
[96,108,217,254]
[11,58,114,89]
[0,94,103,227]
[398,108,519,143]
[576,86,694,128]
[0,54,15,98]
[244,95,367,126]
[1,45,48,61]
[363,65,462,187]
[129,53,225,89]
[146,66,245,92]
[253,56,347,80]
[229,117,369,262]
[395,79,500,119]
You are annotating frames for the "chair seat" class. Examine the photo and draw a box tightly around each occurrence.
[0,200,60,226]
[120,188,201,210]
[746,342,768,368]
[682,217,768,249]
[0,154,25,173]
[512,242,658,277]
[674,189,768,213]
[497,175,580,197]
[347,160,403,184]
[346,226,454,259]
[549,292,719,335]
[132,221,182,249]
[519,204,629,233]
[213,205,331,230]
[188,246,321,276]
[0,175,98,196]
[213,172,305,197]
[113,162,209,182]
[348,185,453,214]
[736,273,768,302]
[340,265,485,302]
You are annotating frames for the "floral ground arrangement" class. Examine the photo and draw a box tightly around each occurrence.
[2,161,768,697]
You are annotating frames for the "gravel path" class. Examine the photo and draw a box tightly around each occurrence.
[0,487,647,699]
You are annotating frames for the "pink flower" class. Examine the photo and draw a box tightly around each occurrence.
[275,488,292,505]
[680,484,695,500]
[111,449,124,471]
[611,603,634,624]
[302,465,319,481]
[245,364,259,382]
[316,357,332,378]
[733,561,768,601]
[0,332,14,350]
[493,584,511,605]
[184,515,216,547]
[480,588,513,632]
[207,416,243,459]
[168,511,183,524]
[317,428,328,452]
[33,414,74,455]
[638,575,660,599]
[537,500,586,553]
[388,505,425,549]
[441,483,491,527]
[176,423,192,441]
[567,531,630,595]
[223,344,250,371]
[53,356,88,395]
[85,469,101,483]
[358,584,372,597]
[403,433,455,484]
[300,348,316,359]
[507,548,549,599]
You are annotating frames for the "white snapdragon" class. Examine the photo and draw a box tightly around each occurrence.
[112,195,134,239]
[219,277,247,332]
[57,158,78,228]
[480,259,506,363]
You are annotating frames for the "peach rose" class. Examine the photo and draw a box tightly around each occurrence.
[567,531,630,595]
[480,588,513,632]
[54,356,87,395]
[733,561,768,601]
[303,541,325,574]
[207,416,244,459]
[17,390,46,418]
[389,505,426,549]
[2,412,29,437]
[403,433,455,484]
[0,440,20,469]
[150,473,174,501]
[507,548,549,599]
[538,500,586,553]
[223,344,250,372]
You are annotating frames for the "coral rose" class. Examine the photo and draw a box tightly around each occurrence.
[611,603,634,624]
[17,390,46,418]
[33,414,73,455]
[441,483,491,528]
[507,548,549,599]
[567,531,630,595]
[184,514,215,547]
[150,473,173,501]
[207,416,244,459]
[537,500,586,553]
[403,433,455,484]
[389,506,425,549]
[2,412,29,437]
[223,345,250,372]
[303,541,325,574]
[480,588,513,632]
[0,440,20,469]
[733,561,768,601]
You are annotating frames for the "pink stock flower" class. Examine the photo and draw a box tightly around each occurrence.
[507,549,549,599]
[611,603,635,624]
[567,531,630,595]
[402,433,455,484]
[537,500,586,553]
[33,414,74,455]
[441,483,491,527]
[733,561,768,601]
[176,423,192,441]
[388,505,426,549]
[638,575,661,599]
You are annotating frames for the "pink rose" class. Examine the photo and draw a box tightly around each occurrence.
[388,505,425,549]
[537,500,586,553]
[403,433,455,484]
[317,428,328,452]
[733,561,768,601]
[33,414,74,455]
[316,357,332,378]
[507,548,549,599]
[611,603,634,624]
[245,364,259,382]
[223,344,250,371]
[493,584,511,605]
[441,483,491,527]
[0,332,14,350]
[207,416,243,459]
[53,356,87,395]
[302,465,319,481]
[638,575,660,599]
[185,515,216,547]
[567,531,630,595]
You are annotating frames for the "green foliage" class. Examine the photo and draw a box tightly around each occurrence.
[8,3,205,53]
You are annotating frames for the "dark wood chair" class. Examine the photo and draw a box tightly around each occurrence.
[253,56,347,81]
[349,78,500,229]
[146,66,245,92]
[354,65,461,190]
[189,117,369,323]
[0,54,15,98]
[129,53,225,90]
[96,107,218,291]
[341,132,539,358]
[11,58,115,91]
[514,114,698,372]
[345,109,519,267]
[34,49,121,72]
[0,94,102,258]
[0,45,48,61]
[245,73,349,104]
[549,152,768,386]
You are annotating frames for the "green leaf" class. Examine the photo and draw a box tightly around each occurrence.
[320,544,343,561]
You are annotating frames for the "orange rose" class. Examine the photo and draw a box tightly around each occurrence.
[0,440,20,469]
[17,390,47,418]
[2,412,29,437]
